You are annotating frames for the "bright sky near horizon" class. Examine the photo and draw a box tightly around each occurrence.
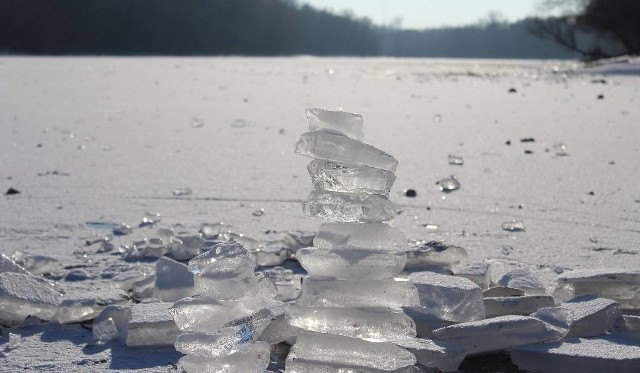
[300,0,542,29]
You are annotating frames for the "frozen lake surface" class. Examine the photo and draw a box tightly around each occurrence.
[1,56,639,371]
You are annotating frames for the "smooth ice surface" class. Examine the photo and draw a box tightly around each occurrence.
[453,262,491,290]
[314,222,407,252]
[484,295,555,318]
[307,160,395,196]
[0,272,61,322]
[306,108,364,141]
[402,308,455,338]
[188,241,255,279]
[497,269,546,295]
[299,277,420,309]
[175,330,260,358]
[194,272,277,301]
[178,341,270,373]
[287,332,416,371]
[533,295,622,338]
[53,288,130,323]
[304,190,397,223]
[511,334,640,373]
[393,338,465,372]
[555,268,640,309]
[126,302,180,347]
[288,305,416,341]
[93,317,120,343]
[408,271,485,322]
[295,131,398,172]
[297,247,406,280]
[432,315,565,355]
[93,305,129,342]
[154,256,194,302]
[404,242,468,272]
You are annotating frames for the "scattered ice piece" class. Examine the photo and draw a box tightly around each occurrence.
[262,266,302,302]
[93,317,120,343]
[154,257,195,302]
[448,154,464,166]
[288,305,416,341]
[433,315,565,355]
[93,305,129,343]
[314,222,407,252]
[178,341,270,373]
[306,108,364,141]
[307,160,396,196]
[84,233,113,246]
[140,211,161,227]
[170,235,204,261]
[113,223,133,236]
[176,328,264,358]
[253,240,289,267]
[188,242,255,279]
[199,223,229,238]
[553,142,569,156]
[295,131,398,172]
[280,230,315,252]
[393,338,465,372]
[190,117,204,128]
[484,295,555,318]
[11,251,59,275]
[257,314,301,345]
[297,247,406,280]
[433,114,442,123]
[126,302,180,347]
[402,307,456,338]
[252,208,265,217]
[304,190,398,223]
[555,268,640,309]
[405,241,468,272]
[53,288,130,323]
[436,176,460,193]
[409,271,485,322]
[502,220,526,232]
[497,269,546,295]
[511,334,640,373]
[298,277,419,309]
[454,262,491,289]
[0,272,61,322]
[173,187,192,196]
[533,295,622,338]
[7,333,24,349]
[0,253,29,274]
[286,332,416,372]
[131,274,156,300]
[483,286,525,297]
[111,268,152,292]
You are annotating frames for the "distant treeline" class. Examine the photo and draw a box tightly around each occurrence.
[0,0,577,58]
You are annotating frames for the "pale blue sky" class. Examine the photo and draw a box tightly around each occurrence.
[300,0,543,29]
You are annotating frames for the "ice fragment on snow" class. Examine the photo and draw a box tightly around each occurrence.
[297,247,406,280]
[262,266,302,302]
[502,220,526,232]
[125,302,180,347]
[484,295,555,318]
[112,223,133,236]
[188,241,255,279]
[314,222,407,252]
[482,286,525,297]
[177,341,270,373]
[555,268,640,309]
[393,338,465,372]
[404,241,468,272]
[7,332,24,349]
[304,190,398,223]
[139,211,161,227]
[436,176,460,192]
[432,315,565,355]
[497,269,546,295]
[307,160,396,196]
[53,288,130,323]
[93,317,120,343]
[11,251,59,275]
[408,271,485,322]
[0,253,29,274]
[154,256,194,302]
[93,305,129,343]
[0,272,61,322]
[295,131,398,172]
[447,154,464,166]
[454,262,491,289]
[170,235,204,260]
[306,108,364,141]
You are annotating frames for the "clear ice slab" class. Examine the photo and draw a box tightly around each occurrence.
[497,269,546,295]
[483,295,555,318]
[533,295,622,338]
[555,268,640,309]
[53,288,130,323]
[178,341,270,373]
[0,272,61,323]
[295,130,398,172]
[393,338,465,372]
[307,160,395,196]
[126,302,180,347]
[306,108,364,141]
[286,332,416,372]
[297,247,407,280]
[175,328,266,358]
[154,256,195,302]
[432,315,565,355]
[314,222,408,252]
[453,262,491,290]
[298,277,420,309]
[288,305,416,341]
[408,271,485,322]
[188,241,256,279]
[303,190,397,223]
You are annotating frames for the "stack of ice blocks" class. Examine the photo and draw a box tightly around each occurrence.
[169,242,283,373]
[289,108,419,371]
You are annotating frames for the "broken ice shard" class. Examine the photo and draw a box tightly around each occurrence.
[0,253,29,274]
[408,271,485,322]
[454,261,491,289]
[555,268,640,309]
[484,295,555,318]
[307,160,396,196]
[175,329,265,358]
[497,269,546,295]
[303,190,397,223]
[0,272,61,322]
[126,302,180,347]
[53,288,130,323]
[297,247,406,280]
[140,211,161,226]
[288,305,416,341]
[154,256,195,302]
[432,315,565,355]
[178,341,270,373]
[170,235,205,261]
[262,266,302,302]
[448,154,464,166]
[286,332,416,371]
[298,277,419,308]
[533,295,622,338]
[93,305,129,343]
[511,334,640,373]
[11,250,59,275]
[502,220,526,232]
[314,222,407,252]
[404,241,468,272]
[306,108,364,141]
[93,317,120,343]
[295,131,398,172]
[393,338,465,372]
[188,242,255,279]
[436,176,460,192]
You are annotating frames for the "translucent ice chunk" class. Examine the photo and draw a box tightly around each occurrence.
[299,277,420,309]
[178,341,270,373]
[408,271,485,322]
[53,288,130,323]
[93,317,120,343]
[188,241,255,279]
[126,302,180,347]
[511,334,640,373]
[154,257,195,302]
[253,240,289,267]
[304,190,398,223]
[140,211,161,226]
[0,253,29,275]
[436,176,460,193]
[402,307,456,338]
[295,131,398,172]
[502,220,526,232]
[194,272,276,301]
[11,251,59,275]
[555,268,640,309]
[7,333,24,349]
[404,241,468,272]
[484,295,555,318]
[454,262,491,290]
[497,269,546,295]
[314,222,408,252]
[433,315,565,355]
[306,108,364,140]
[93,305,129,342]
[176,330,261,358]
[482,286,525,297]
[262,266,302,302]
[533,295,622,338]
[393,338,465,372]
[297,248,406,280]
[447,154,464,166]
[170,235,205,261]
[288,305,416,341]
[307,160,396,196]
[287,332,416,371]
[0,272,61,322]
